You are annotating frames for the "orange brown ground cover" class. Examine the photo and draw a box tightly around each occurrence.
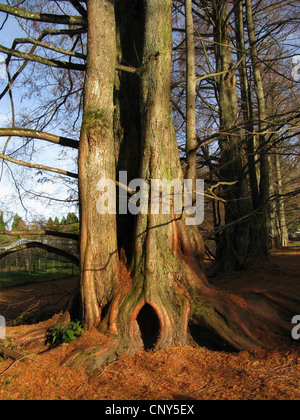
[0,247,299,400]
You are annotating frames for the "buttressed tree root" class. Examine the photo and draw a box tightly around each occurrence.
[13,217,299,372]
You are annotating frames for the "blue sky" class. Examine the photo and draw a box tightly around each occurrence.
[0,5,78,224]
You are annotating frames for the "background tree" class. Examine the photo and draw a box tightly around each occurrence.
[46,217,56,231]
[171,0,300,262]
[0,211,6,231]
[185,0,198,187]
[54,217,60,230]
[208,0,254,270]
[11,213,27,231]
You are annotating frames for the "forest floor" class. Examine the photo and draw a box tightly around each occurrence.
[0,245,299,400]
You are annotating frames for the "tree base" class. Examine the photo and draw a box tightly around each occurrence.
[12,232,299,372]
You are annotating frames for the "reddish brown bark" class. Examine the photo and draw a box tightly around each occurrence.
[78,0,119,329]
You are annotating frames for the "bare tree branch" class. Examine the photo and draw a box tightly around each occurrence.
[13,37,86,61]
[68,0,87,19]
[0,230,79,241]
[0,128,79,149]
[0,153,78,179]
[0,3,86,26]
[0,28,86,101]
[0,43,86,71]
[0,242,79,266]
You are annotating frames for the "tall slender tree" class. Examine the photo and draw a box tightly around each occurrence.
[233,0,259,210]
[210,0,253,270]
[185,0,198,187]
[245,0,270,255]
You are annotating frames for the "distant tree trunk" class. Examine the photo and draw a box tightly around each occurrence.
[234,0,266,256]
[185,0,198,188]
[274,151,288,247]
[268,153,278,247]
[234,0,258,209]
[245,0,270,256]
[213,0,253,270]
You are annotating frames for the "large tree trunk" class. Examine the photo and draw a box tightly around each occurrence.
[86,0,205,356]
[78,0,119,329]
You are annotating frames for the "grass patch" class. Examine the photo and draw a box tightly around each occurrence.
[0,266,79,288]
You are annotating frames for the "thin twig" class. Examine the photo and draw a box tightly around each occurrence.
[0,353,36,376]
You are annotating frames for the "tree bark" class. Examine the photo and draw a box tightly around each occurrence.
[78,0,119,329]
[185,0,198,187]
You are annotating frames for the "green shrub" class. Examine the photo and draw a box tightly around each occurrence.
[47,320,83,346]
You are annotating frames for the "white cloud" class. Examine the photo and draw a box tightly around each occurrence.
[0,54,5,80]
[292,55,300,65]
[0,181,14,197]
[0,113,9,124]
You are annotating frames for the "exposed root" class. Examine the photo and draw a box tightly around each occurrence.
[13,310,72,351]
[0,353,35,376]
[61,336,120,371]
[189,285,300,351]
[9,283,299,372]
[14,327,50,351]
[7,218,299,371]
[240,290,300,338]
[0,345,25,361]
